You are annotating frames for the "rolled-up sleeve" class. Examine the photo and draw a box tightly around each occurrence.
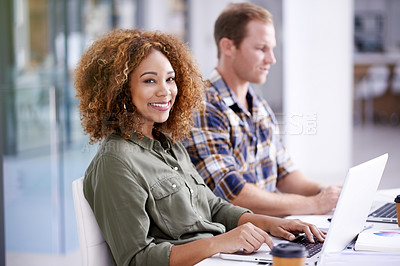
[185,103,249,202]
[205,184,251,231]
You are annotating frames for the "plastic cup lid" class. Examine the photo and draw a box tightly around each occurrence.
[270,242,308,258]
[395,195,400,203]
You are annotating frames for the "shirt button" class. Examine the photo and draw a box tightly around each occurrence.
[172,184,177,188]
[173,166,179,171]
[199,215,202,219]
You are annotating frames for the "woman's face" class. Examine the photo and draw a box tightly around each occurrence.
[129,49,177,134]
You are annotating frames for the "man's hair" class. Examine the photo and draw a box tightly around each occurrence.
[214,2,273,58]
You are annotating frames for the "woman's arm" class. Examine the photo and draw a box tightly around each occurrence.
[169,212,326,266]
[169,221,272,265]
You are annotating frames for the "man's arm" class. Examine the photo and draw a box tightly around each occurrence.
[231,172,342,217]
[277,170,321,196]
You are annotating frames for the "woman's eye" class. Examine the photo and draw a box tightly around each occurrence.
[167,77,175,82]
[144,79,155,83]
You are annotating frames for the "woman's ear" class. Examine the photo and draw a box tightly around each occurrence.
[219,37,236,57]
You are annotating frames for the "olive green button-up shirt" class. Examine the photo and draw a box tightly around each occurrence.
[83,133,250,266]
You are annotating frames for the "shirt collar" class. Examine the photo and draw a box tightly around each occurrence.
[209,69,257,114]
[127,131,171,151]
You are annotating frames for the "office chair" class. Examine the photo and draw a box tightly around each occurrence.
[392,64,400,95]
[72,177,114,266]
[390,64,400,125]
[355,65,390,124]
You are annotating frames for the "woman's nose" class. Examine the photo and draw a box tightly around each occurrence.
[156,82,172,96]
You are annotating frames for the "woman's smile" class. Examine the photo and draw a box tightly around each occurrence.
[129,49,178,138]
[149,101,171,111]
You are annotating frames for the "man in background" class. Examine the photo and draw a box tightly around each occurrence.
[184,2,341,217]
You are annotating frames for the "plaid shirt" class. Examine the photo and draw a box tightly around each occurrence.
[184,70,296,201]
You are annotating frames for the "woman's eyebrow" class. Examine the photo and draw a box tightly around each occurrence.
[140,71,157,77]
[140,70,175,77]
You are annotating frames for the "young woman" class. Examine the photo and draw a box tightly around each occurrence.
[74,29,325,266]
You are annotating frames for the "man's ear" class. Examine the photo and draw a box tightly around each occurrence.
[219,37,236,57]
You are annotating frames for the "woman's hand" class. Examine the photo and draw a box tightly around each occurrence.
[238,213,326,245]
[170,222,273,265]
[170,215,325,266]
[266,217,326,243]
[213,222,273,254]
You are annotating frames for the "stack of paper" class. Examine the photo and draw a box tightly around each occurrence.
[355,227,400,253]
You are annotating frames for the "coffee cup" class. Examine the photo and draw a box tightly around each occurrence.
[271,242,308,266]
[395,195,400,227]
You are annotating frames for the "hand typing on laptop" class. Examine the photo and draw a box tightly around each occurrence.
[313,185,342,214]
[212,213,326,255]
[219,154,389,265]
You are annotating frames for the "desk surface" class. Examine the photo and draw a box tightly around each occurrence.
[196,189,400,266]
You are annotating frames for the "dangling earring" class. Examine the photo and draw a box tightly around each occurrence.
[123,103,127,110]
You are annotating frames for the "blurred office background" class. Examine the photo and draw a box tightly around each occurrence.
[0,0,399,265]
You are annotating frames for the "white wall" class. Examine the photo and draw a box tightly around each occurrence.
[142,0,168,32]
[252,0,284,111]
[188,0,244,77]
[282,0,354,185]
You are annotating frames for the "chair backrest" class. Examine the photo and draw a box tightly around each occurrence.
[392,64,400,94]
[355,65,390,100]
[365,65,390,97]
[72,177,114,266]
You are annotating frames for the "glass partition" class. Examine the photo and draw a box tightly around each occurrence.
[2,0,188,260]
[2,0,121,255]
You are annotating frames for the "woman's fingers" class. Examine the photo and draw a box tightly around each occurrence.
[255,227,274,249]
[218,219,326,255]
[296,221,326,243]
[240,223,270,253]
[223,222,273,254]
[270,219,326,244]
[310,225,327,242]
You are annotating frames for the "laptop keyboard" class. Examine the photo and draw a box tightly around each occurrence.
[292,235,323,258]
[368,202,396,218]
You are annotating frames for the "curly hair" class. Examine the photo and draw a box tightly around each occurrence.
[74,29,205,144]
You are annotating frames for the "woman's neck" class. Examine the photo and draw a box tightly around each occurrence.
[142,124,155,140]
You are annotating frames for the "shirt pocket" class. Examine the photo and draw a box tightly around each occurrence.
[151,175,200,239]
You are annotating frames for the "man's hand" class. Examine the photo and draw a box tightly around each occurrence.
[313,185,342,214]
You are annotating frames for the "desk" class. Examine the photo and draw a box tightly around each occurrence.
[196,189,400,266]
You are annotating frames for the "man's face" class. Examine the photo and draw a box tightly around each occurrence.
[231,20,276,84]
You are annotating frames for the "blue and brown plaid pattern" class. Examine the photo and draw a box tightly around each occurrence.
[184,70,296,201]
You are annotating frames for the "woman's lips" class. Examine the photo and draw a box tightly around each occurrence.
[149,101,171,111]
